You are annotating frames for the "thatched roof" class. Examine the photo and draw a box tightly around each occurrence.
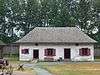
[16,27,97,44]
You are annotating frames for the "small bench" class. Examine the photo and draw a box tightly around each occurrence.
[44,57,54,61]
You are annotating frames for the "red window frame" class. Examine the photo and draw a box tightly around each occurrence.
[79,48,90,56]
[21,49,29,54]
[44,48,56,56]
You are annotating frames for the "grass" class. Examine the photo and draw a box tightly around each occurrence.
[9,60,36,75]
[43,63,100,75]
[4,56,100,75]
[3,54,19,61]
[13,66,36,75]
[3,56,36,75]
[95,56,100,62]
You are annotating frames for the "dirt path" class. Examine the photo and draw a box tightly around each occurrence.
[13,71,33,75]
[34,67,52,75]
[24,63,52,75]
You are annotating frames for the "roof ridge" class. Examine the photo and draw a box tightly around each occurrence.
[35,27,76,28]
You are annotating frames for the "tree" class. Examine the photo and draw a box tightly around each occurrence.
[72,0,97,35]
[0,0,99,44]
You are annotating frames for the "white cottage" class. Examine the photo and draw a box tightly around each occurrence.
[16,27,97,61]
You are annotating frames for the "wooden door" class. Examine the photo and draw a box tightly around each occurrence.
[33,50,39,59]
[64,48,70,59]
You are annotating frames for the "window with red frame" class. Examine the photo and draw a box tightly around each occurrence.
[79,48,90,56]
[45,48,56,56]
[21,49,29,54]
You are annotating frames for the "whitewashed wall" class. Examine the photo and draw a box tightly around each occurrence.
[19,44,94,61]
[71,45,94,61]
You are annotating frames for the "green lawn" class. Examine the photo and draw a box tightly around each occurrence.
[95,56,100,62]
[43,63,100,75]
[5,56,100,75]
[7,59,36,75]
[10,61,36,75]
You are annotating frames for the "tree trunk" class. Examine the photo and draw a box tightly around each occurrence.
[0,46,3,58]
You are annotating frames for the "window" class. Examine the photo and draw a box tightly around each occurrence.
[79,48,90,56]
[21,49,29,54]
[45,48,56,56]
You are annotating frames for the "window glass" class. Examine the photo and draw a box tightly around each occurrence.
[45,48,56,56]
[22,49,29,54]
[79,48,90,56]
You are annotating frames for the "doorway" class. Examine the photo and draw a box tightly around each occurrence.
[64,48,70,59]
[33,49,39,59]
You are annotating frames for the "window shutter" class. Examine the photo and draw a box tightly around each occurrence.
[83,48,86,56]
[79,48,91,56]
[22,49,25,54]
[44,48,56,56]
[21,49,29,54]
[79,49,82,56]
[87,49,91,56]
[53,49,56,56]
[44,49,47,56]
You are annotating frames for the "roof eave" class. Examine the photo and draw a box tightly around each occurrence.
[14,41,97,44]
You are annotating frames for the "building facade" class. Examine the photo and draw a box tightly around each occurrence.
[16,27,96,61]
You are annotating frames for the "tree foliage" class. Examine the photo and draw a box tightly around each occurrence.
[0,0,99,44]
